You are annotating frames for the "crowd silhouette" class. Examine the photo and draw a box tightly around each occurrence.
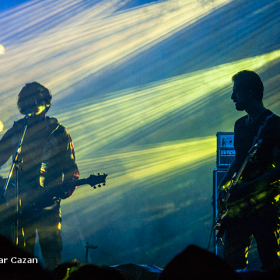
[0,235,280,280]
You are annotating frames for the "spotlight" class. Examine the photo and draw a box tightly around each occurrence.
[0,45,5,54]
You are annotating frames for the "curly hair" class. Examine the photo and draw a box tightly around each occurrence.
[232,70,264,101]
[17,82,52,115]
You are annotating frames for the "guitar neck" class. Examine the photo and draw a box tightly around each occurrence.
[61,178,88,190]
[223,157,249,204]
[61,174,107,190]
[72,178,87,187]
[233,157,249,185]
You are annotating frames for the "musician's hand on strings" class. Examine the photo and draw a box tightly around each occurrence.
[229,180,248,200]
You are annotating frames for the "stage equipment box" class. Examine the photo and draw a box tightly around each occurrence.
[212,168,227,256]
[216,132,235,168]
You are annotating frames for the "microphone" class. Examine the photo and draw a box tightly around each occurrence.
[24,111,35,119]
[24,105,46,119]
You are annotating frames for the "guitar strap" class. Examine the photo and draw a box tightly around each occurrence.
[39,124,60,188]
[252,113,274,147]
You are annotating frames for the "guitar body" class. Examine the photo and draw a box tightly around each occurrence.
[0,173,107,222]
[215,140,262,242]
[216,179,279,241]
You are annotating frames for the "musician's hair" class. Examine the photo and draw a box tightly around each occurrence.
[17,82,52,115]
[232,70,264,101]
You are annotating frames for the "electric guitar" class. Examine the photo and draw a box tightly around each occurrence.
[215,140,261,242]
[0,173,108,219]
[32,173,108,209]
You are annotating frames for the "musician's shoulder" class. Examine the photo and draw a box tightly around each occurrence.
[10,118,26,133]
[13,118,25,126]
[234,115,248,127]
[236,115,248,122]
[270,111,280,122]
[47,117,70,136]
[269,113,280,137]
[262,110,280,128]
[46,116,58,124]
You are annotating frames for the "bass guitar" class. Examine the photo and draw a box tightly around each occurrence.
[215,140,261,243]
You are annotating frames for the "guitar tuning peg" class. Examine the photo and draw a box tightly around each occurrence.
[93,186,96,189]
[98,184,101,188]
[103,183,105,186]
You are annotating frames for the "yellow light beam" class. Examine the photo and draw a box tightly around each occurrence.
[54,49,280,154]
[62,136,216,208]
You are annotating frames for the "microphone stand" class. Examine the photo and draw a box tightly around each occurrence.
[1,114,30,246]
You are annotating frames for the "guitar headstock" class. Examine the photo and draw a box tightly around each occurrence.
[86,173,107,189]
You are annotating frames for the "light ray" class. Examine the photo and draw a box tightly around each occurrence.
[0,0,232,125]
[53,49,280,156]
[0,0,280,267]
[61,136,216,215]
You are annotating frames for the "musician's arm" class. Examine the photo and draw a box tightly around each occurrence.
[217,159,236,191]
[249,146,280,188]
[0,127,16,167]
[217,160,236,211]
[233,146,280,198]
[60,128,79,199]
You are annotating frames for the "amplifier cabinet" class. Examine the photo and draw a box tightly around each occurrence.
[216,132,235,168]
[213,168,227,256]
